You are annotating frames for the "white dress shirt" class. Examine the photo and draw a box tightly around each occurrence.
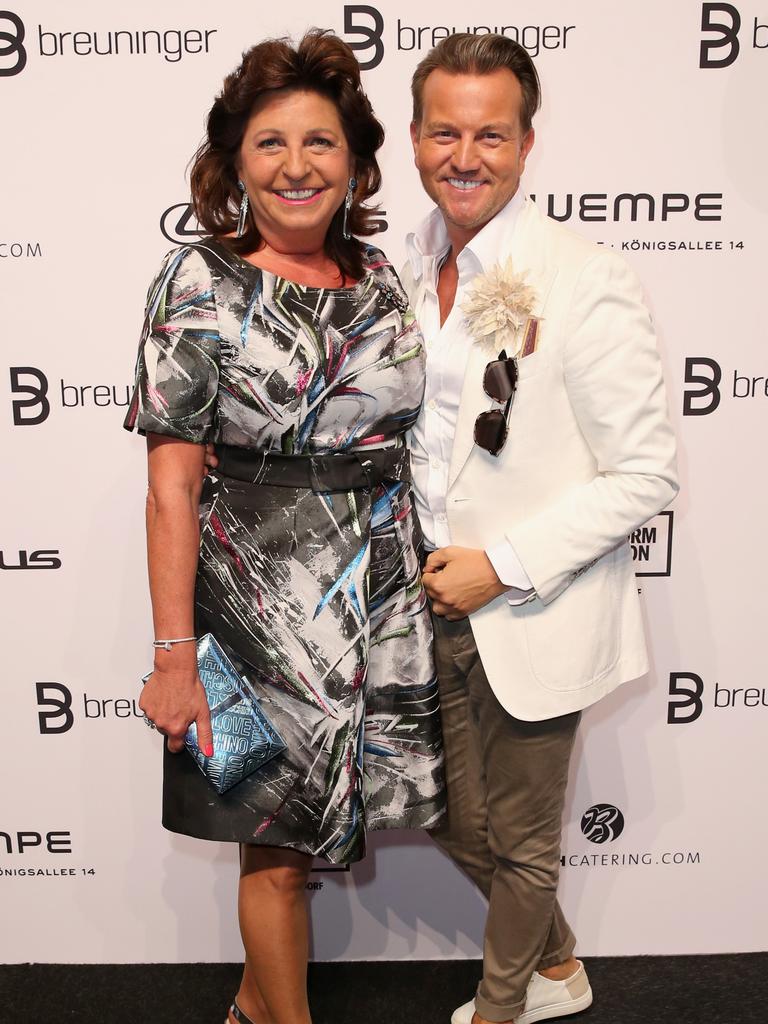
[406,190,534,601]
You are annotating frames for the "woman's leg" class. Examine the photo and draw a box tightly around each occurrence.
[230,844,314,1024]
[229,956,272,1024]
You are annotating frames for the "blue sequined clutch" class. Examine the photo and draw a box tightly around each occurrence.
[145,634,286,794]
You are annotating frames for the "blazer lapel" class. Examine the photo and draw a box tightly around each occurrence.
[448,199,558,489]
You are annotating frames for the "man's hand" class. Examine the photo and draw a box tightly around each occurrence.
[422,546,508,620]
[203,443,219,477]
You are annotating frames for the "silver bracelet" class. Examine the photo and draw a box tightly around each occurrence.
[152,636,197,652]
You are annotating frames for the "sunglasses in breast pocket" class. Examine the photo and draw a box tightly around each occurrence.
[473,351,518,457]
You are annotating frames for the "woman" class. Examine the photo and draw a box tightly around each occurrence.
[125,30,444,1024]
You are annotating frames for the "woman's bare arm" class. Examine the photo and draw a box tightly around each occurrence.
[139,434,213,756]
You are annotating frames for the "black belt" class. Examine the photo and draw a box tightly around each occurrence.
[214,444,410,493]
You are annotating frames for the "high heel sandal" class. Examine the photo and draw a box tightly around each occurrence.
[228,999,256,1023]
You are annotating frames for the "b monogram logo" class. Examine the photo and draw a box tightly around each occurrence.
[0,11,26,77]
[682,357,722,416]
[700,3,741,68]
[344,5,384,70]
[668,672,705,724]
[9,367,50,425]
[36,683,74,734]
[581,804,626,844]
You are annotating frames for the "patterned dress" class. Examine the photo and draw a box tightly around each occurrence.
[125,239,445,864]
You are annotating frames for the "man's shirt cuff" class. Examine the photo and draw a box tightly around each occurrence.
[485,539,536,607]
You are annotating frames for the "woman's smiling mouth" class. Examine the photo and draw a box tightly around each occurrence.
[273,188,325,204]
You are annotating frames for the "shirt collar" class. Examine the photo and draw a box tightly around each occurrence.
[405,207,450,281]
[406,188,527,282]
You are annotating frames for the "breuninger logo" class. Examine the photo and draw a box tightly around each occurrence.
[668,671,767,723]
[0,11,26,76]
[0,10,217,73]
[341,6,576,70]
[36,683,144,734]
[700,3,768,69]
[682,357,767,415]
[9,367,131,426]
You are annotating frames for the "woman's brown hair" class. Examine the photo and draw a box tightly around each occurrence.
[190,29,385,282]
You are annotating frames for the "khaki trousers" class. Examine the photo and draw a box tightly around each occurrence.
[430,613,579,1022]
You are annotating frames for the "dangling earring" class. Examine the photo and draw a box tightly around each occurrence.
[236,180,249,238]
[342,177,357,241]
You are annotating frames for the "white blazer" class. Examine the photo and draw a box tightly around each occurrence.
[401,197,679,721]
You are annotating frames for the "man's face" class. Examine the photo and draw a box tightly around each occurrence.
[410,68,535,245]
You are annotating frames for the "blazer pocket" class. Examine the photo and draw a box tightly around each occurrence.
[520,550,620,691]
[516,351,549,380]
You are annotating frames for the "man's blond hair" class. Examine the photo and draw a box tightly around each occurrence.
[411,33,541,133]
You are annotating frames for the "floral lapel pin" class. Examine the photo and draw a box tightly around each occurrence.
[461,257,540,358]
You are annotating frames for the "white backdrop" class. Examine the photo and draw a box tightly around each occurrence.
[3,0,766,963]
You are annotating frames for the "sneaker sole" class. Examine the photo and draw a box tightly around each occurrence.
[517,984,593,1024]
[450,1007,474,1024]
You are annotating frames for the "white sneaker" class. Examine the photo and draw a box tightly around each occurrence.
[450,961,592,1024]
[450,999,476,1024]
[518,961,593,1024]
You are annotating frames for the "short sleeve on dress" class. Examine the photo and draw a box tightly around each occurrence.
[123,246,220,443]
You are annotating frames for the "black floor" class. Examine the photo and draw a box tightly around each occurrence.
[1,955,765,1023]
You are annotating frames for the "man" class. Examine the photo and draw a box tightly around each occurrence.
[402,34,678,1024]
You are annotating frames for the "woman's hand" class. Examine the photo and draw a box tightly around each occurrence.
[140,657,214,756]
[203,442,219,476]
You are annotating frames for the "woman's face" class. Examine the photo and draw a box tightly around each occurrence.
[238,88,353,252]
